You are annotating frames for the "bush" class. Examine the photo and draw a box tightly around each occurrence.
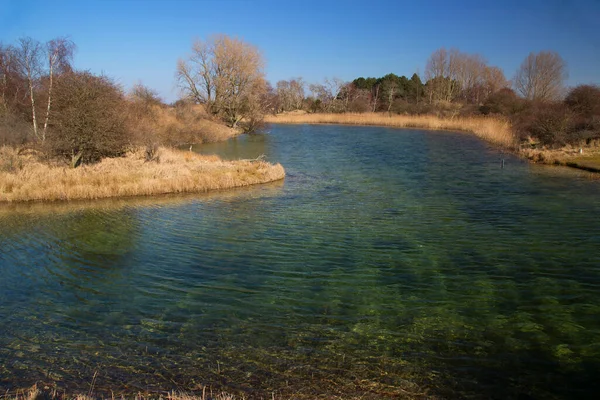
[514,102,576,147]
[565,85,600,118]
[0,107,30,146]
[48,71,129,164]
[480,88,525,116]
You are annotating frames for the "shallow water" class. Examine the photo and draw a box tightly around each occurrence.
[1,125,600,399]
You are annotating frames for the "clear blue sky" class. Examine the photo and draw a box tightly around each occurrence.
[1,0,599,102]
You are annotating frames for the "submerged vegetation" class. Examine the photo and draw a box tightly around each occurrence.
[1,24,600,400]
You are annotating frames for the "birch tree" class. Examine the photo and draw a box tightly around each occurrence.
[13,37,42,140]
[42,37,75,140]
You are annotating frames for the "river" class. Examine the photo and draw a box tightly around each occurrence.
[1,124,599,399]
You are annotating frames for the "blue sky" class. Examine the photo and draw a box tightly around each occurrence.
[1,0,599,102]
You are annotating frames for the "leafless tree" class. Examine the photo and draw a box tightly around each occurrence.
[514,51,567,101]
[0,44,8,110]
[481,66,509,100]
[382,80,398,113]
[12,37,43,140]
[176,39,215,109]
[43,37,75,140]
[276,78,305,112]
[371,84,380,112]
[425,48,462,103]
[42,37,75,141]
[177,35,267,129]
[309,78,346,112]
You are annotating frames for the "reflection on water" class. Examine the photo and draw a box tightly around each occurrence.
[1,125,600,399]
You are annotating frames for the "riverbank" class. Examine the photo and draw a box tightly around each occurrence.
[265,112,516,148]
[0,146,285,202]
[521,146,600,173]
[265,112,600,174]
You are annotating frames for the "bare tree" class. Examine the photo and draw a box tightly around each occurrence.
[371,84,379,112]
[382,80,398,113]
[454,53,486,103]
[42,37,75,140]
[177,34,267,129]
[481,66,508,100]
[0,44,8,109]
[176,39,215,110]
[308,78,346,112]
[425,48,461,103]
[275,78,305,112]
[12,37,43,140]
[514,51,567,101]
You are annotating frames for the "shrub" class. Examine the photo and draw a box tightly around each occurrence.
[514,102,574,147]
[0,107,30,146]
[48,71,129,164]
[480,88,525,116]
[564,85,600,118]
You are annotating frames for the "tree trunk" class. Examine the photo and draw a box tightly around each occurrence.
[42,56,56,142]
[27,71,38,141]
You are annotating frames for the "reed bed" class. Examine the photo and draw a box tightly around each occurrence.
[265,112,517,148]
[0,147,285,203]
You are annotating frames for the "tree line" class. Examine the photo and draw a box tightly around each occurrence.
[1,34,254,166]
[264,48,599,148]
[2,33,599,161]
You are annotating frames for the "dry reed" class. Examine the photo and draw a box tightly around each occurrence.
[265,112,517,148]
[0,146,285,202]
[128,104,238,145]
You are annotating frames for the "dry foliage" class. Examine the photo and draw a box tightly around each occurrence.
[265,112,516,148]
[176,34,267,130]
[520,140,600,170]
[0,146,284,202]
[514,51,567,101]
[48,71,128,163]
[126,101,237,147]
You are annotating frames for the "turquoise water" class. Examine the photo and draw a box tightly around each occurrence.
[1,125,600,399]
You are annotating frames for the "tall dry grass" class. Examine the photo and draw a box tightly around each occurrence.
[0,146,285,202]
[128,103,238,146]
[265,112,517,148]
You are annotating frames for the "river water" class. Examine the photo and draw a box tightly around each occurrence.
[1,124,599,399]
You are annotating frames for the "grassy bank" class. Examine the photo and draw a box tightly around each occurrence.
[521,146,600,173]
[0,146,285,202]
[265,112,600,173]
[265,112,516,148]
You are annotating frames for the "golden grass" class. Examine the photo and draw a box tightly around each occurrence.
[520,143,600,172]
[265,112,517,148]
[0,146,285,202]
[128,103,238,146]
